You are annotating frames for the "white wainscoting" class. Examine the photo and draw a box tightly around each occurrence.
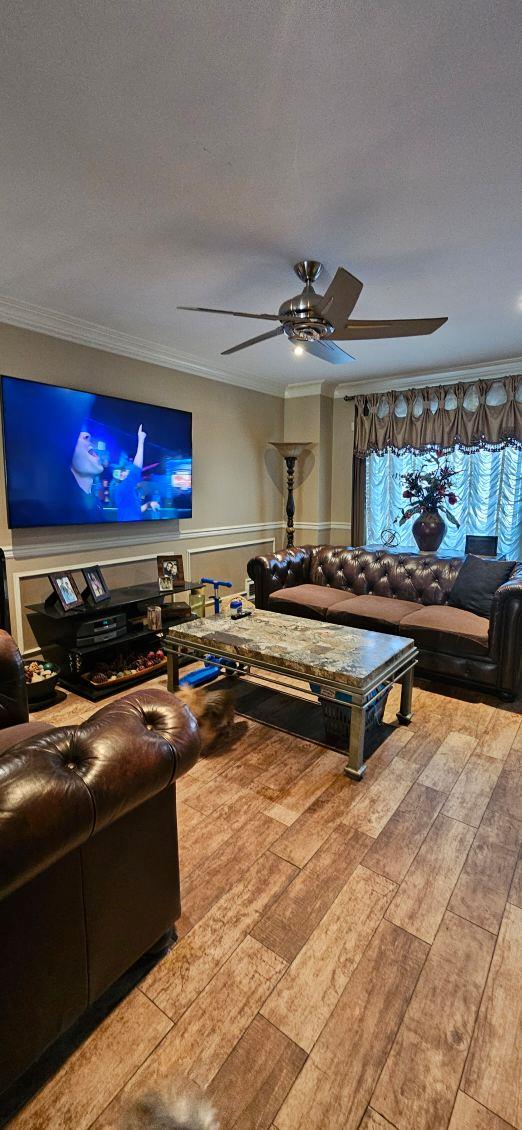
[13,529,279,655]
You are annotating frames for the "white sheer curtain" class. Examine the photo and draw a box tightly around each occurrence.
[365,444,522,559]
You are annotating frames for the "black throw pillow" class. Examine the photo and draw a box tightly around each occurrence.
[448,555,515,619]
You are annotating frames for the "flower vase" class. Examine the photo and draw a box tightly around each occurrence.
[412,509,446,552]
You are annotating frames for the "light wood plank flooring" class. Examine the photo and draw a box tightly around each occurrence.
[8,673,522,1130]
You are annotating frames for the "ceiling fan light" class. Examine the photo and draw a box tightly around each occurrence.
[294,345,304,356]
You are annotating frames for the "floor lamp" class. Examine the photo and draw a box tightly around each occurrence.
[269,441,312,549]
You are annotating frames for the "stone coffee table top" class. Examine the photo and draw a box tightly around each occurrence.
[166,609,416,689]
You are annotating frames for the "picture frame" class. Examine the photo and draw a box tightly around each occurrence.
[49,570,84,612]
[157,554,184,592]
[82,565,111,604]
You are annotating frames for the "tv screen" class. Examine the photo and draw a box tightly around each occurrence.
[1,375,192,528]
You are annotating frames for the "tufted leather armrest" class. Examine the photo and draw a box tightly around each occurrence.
[0,629,29,730]
[0,689,200,900]
[489,562,522,694]
[247,547,314,609]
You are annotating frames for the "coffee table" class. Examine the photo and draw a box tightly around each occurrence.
[164,610,418,780]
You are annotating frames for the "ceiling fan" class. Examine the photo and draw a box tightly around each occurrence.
[178,260,448,365]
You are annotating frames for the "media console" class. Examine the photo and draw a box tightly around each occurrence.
[27,580,204,700]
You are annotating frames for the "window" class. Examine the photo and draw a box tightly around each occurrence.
[365,445,522,559]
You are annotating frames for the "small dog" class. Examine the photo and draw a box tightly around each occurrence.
[121,1080,219,1129]
[177,683,235,752]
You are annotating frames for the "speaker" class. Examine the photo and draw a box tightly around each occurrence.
[75,612,127,646]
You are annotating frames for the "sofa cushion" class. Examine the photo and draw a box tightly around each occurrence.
[448,554,515,618]
[269,584,355,620]
[327,595,419,633]
[399,603,489,657]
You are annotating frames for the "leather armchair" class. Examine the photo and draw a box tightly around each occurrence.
[0,632,200,1094]
[0,628,29,730]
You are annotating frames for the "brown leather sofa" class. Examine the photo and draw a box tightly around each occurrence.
[248,546,522,700]
[0,630,200,1094]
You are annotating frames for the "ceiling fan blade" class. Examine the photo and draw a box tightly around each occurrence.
[221,327,284,356]
[178,305,279,321]
[299,340,355,365]
[333,316,448,340]
[316,267,363,329]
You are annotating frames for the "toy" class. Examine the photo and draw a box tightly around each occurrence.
[177,579,242,690]
[178,651,247,690]
[200,577,232,615]
[179,664,221,688]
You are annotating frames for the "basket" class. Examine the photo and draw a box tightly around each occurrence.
[310,681,391,746]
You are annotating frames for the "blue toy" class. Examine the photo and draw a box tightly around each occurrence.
[201,576,232,615]
[178,578,238,689]
[178,652,247,691]
[179,664,221,688]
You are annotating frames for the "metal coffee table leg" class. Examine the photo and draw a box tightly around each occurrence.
[397,665,414,724]
[167,647,180,692]
[345,704,366,780]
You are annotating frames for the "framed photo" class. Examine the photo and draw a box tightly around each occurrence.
[82,565,111,604]
[49,571,84,612]
[157,554,184,592]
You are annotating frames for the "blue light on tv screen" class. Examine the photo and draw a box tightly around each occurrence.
[1,375,192,528]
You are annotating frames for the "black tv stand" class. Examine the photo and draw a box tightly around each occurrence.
[28,580,202,701]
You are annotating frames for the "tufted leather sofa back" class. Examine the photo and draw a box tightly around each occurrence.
[0,689,200,899]
[309,546,464,606]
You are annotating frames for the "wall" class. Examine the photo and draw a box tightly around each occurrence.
[283,389,353,546]
[0,323,285,651]
[330,396,354,544]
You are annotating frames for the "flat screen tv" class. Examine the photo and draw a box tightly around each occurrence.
[1,375,192,528]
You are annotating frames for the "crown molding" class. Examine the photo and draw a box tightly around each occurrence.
[0,294,285,398]
[333,356,522,398]
[284,380,337,399]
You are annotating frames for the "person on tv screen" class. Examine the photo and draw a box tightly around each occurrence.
[112,424,147,522]
[6,386,107,526]
[68,431,105,520]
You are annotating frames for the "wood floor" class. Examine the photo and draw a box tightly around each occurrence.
[9,673,522,1130]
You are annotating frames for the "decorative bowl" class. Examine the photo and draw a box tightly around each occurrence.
[24,660,61,704]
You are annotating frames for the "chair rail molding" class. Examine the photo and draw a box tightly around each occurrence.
[3,520,286,561]
[293,521,349,532]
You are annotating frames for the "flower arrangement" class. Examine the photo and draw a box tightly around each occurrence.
[395,449,460,528]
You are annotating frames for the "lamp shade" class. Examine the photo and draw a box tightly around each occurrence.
[269,442,312,458]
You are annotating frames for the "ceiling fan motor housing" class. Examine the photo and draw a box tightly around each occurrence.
[283,319,334,342]
[279,277,334,341]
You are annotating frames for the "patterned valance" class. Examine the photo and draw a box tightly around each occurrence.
[354,374,522,457]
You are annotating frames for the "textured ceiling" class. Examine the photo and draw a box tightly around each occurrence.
[0,0,521,390]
